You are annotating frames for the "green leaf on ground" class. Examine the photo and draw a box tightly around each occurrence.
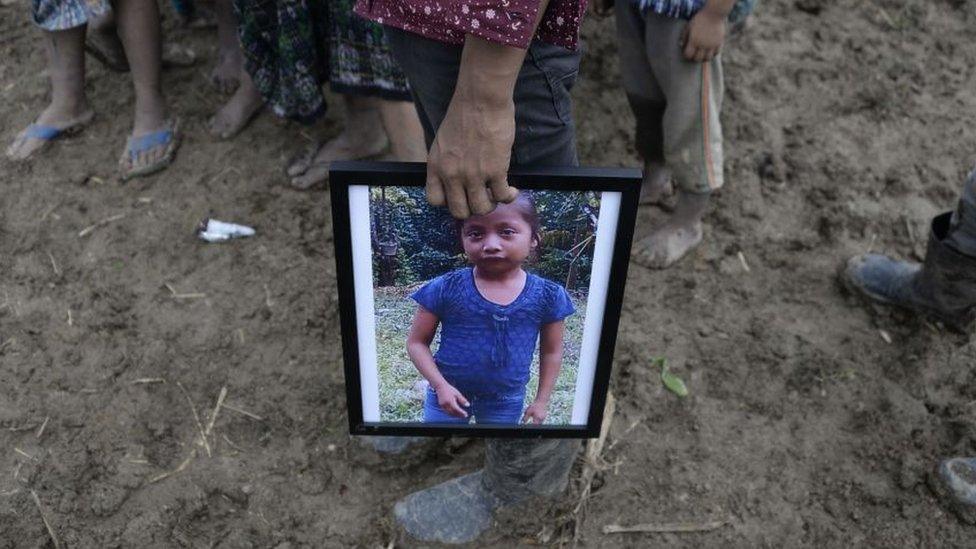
[655,357,688,398]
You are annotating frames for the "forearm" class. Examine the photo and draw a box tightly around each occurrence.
[535,351,562,403]
[454,39,524,109]
[455,0,551,105]
[406,342,451,389]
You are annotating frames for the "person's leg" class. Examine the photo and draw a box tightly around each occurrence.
[6,25,93,160]
[631,13,724,269]
[385,27,582,544]
[115,0,178,177]
[376,99,427,162]
[210,0,242,93]
[86,11,129,72]
[841,169,976,332]
[945,169,976,256]
[288,94,389,188]
[615,0,671,205]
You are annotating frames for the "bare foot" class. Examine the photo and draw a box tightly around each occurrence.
[162,43,198,68]
[6,103,93,160]
[289,96,389,189]
[377,99,427,162]
[640,161,673,206]
[289,129,389,189]
[632,190,710,269]
[119,119,180,180]
[210,47,241,93]
[631,221,703,269]
[209,71,263,139]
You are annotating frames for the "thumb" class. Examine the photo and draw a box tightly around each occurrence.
[488,174,519,204]
[681,26,696,60]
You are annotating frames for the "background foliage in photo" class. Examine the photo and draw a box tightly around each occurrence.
[369,186,602,291]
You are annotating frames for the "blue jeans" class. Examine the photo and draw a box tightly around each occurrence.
[423,387,526,425]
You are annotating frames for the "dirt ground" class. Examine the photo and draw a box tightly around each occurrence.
[2,0,976,547]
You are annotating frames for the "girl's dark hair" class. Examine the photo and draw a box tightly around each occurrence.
[505,191,541,242]
[455,191,542,254]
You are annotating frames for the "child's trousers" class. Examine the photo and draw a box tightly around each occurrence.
[616,3,725,194]
[423,387,526,424]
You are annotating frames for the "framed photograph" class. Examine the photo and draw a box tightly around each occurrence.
[330,162,640,438]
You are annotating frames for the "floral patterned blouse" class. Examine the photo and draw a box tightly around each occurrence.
[354,0,588,50]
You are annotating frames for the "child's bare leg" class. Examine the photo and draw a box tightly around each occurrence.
[209,67,263,139]
[289,94,389,188]
[631,190,708,269]
[377,99,426,162]
[115,0,171,169]
[625,96,671,206]
[210,0,241,93]
[6,26,92,160]
[641,160,673,205]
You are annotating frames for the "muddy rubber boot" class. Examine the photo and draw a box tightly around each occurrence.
[842,212,976,332]
[367,436,426,454]
[937,457,976,524]
[394,438,579,544]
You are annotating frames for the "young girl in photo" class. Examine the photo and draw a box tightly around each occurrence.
[406,192,576,425]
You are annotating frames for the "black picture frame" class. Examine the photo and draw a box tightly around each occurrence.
[330,161,640,438]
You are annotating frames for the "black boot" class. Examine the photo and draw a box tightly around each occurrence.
[842,212,976,332]
[393,439,579,544]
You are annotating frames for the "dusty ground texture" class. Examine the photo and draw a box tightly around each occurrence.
[2,0,976,546]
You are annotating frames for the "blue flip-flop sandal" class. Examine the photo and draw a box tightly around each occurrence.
[120,119,181,181]
[6,111,94,160]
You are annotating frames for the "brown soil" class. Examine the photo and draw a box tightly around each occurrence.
[2,0,976,547]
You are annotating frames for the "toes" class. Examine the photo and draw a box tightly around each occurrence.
[286,147,317,177]
[8,136,41,160]
[286,162,307,177]
[5,137,25,159]
[290,164,329,189]
[149,145,162,166]
[208,115,226,137]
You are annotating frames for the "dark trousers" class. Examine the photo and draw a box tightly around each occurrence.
[946,170,976,257]
[384,27,581,167]
[384,27,583,501]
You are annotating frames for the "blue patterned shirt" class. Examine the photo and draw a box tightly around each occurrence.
[636,0,756,23]
[410,267,575,396]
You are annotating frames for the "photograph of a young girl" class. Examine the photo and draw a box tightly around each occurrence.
[369,186,602,426]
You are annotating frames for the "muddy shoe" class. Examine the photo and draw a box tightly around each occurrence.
[841,254,920,306]
[394,439,579,544]
[937,458,976,524]
[368,436,426,454]
[394,471,500,544]
[842,212,976,332]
